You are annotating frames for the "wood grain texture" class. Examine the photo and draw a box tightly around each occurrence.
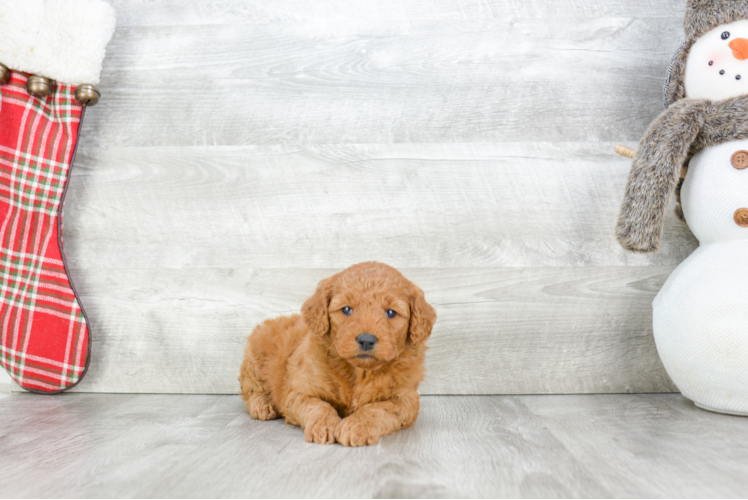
[64,144,697,270]
[81,0,687,147]
[0,369,11,395]
[44,0,700,394]
[525,396,748,498]
[61,143,688,394]
[1,394,747,498]
[65,266,678,394]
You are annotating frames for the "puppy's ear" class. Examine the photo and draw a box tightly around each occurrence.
[408,284,436,345]
[302,277,333,337]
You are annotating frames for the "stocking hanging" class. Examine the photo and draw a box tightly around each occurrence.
[0,0,116,393]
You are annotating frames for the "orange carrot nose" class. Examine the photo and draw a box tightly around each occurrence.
[730,38,748,60]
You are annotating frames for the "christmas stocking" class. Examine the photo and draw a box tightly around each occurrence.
[0,0,116,393]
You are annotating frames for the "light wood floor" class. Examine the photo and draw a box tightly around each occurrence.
[1,393,746,498]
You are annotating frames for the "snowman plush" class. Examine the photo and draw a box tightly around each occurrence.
[617,0,748,416]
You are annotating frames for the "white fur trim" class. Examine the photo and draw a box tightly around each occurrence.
[0,0,116,86]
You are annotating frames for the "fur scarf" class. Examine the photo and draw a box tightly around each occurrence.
[616,95,748,252]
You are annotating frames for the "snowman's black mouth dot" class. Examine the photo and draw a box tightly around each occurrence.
[738,75,743,80]
[720,69,726,75]
[709,61,714,66]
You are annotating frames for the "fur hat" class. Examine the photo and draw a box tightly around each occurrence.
[665,0,748,106]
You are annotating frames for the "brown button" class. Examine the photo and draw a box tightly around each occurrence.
[732,151,748,169]
[735,208,748,227]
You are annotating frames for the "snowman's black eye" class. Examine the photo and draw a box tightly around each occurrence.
[722,31,731,40]
[709,60,714,66]
[738,75,743,80]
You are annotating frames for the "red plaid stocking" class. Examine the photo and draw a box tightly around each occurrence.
[0,71,90,393]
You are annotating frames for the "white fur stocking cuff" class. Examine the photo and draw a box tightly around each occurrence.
[0,0,116,86]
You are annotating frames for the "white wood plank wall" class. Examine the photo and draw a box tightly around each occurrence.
[59,0,695,394]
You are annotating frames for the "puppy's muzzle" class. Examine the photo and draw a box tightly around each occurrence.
[356,334,378,352]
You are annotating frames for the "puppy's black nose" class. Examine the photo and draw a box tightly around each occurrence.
[356,334,378,351]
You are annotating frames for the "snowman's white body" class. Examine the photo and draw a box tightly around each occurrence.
[653,141,748,415]
[652,21,748,415]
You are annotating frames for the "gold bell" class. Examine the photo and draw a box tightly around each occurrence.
[0,63,10,86]
[74,84,100,106]
[26,75,53,98]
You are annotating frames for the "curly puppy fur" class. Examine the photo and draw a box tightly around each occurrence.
[239,262,437,447]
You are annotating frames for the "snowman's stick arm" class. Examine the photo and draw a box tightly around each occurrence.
[615,144,637,159]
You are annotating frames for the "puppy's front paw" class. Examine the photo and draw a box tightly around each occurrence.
[334,417,381,447]
[248,395,278,421]
[304,413,341,445]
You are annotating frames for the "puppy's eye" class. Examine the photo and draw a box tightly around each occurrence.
[723,31,731,40]
[342,306,353,316]
[386,309,397,319]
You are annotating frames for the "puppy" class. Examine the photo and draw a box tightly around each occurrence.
[239,261,436,447]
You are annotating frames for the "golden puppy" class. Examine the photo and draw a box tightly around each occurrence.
[239,261,436,446]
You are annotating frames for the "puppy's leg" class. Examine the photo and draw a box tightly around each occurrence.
[335,390,419,447]
[284,392,342,445]
[247,393,278,421]
[239,346,279,421]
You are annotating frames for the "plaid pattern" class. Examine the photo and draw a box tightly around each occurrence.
[0,71,89,393]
